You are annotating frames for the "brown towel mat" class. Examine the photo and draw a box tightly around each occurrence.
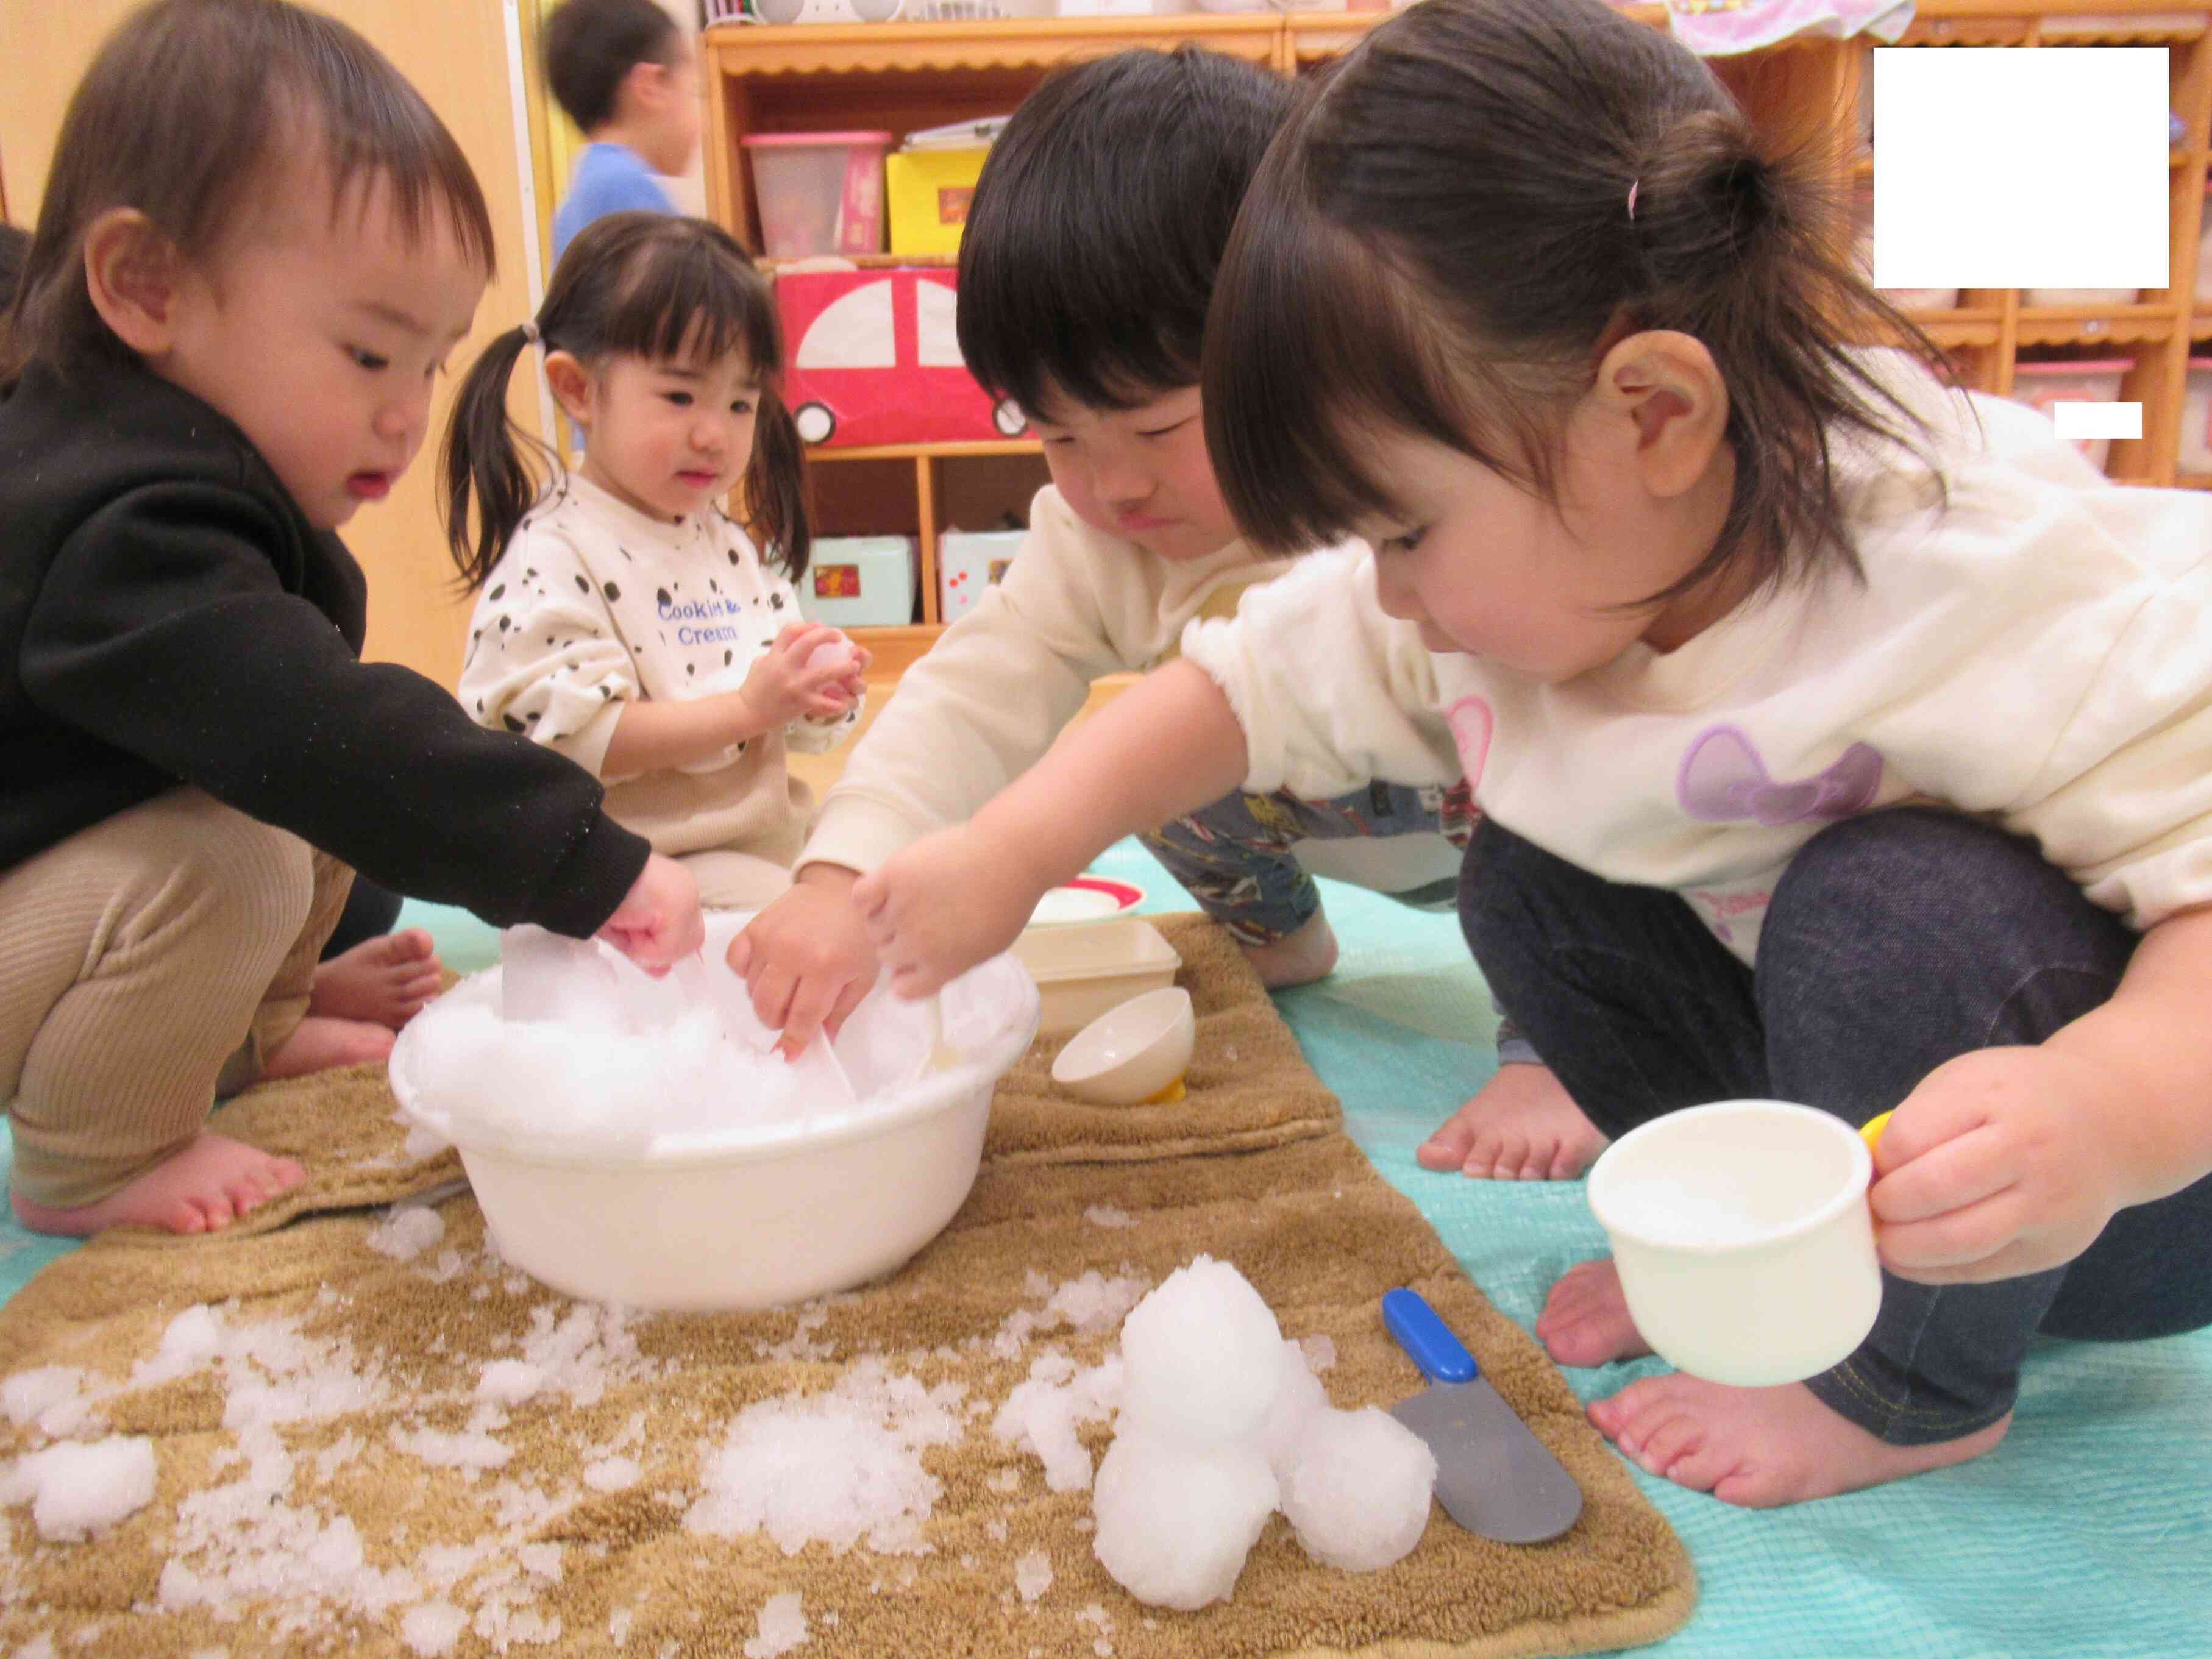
[0,912,1693,1658]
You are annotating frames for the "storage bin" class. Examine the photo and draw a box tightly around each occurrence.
[742,131,892,259]
[1011,917,1183,1039]
[796,535,917,628]
[2198,184,2212,305]
[2022,286,2139,308]
[885,119,1004,257]
[2181,358,2212,475]
[939,527,1026,623]
[2010,357,2135,472]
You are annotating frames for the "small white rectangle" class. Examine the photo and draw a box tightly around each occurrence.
[2050,402,2143,442]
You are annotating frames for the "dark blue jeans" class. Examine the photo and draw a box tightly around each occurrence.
[1460,808,2212,1444]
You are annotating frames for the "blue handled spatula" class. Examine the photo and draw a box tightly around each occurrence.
[1383,1287,1582,1545]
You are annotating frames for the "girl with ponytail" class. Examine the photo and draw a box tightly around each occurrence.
[446,210,864,911]
[849,0,2212,1505]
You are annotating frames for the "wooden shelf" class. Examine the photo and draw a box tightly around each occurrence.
[703,0,2212,633]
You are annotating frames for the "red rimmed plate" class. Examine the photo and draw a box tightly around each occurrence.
[1026,876,1145,928]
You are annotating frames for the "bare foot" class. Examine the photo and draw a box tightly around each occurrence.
[1241,910,1339,990]
[261,1014,395,1080]
[1589,1374,2011,1507]
[1417,1063,1608,1179]
[11,1132,306,1238]
[310,927,442,1030]
[1535,1257,1654,1369]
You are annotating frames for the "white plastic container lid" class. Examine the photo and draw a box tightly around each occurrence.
[901,116,1011,151]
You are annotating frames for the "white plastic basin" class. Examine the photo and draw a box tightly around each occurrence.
[389,946,1037,1311]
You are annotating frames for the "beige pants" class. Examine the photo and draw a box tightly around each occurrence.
[0,789,352,1208]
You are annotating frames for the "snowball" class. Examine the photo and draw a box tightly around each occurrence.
[1090,1432,1278,1611]
[474,1360,544,1405]
[1278,1407,1437,1572]
[744,1591,808,1658]
[366,1206,445,1261]
[2,1435,157,1541]
[1116,1255,1283,1444]
[804,634,858,680]
[1256,1337,1329,1483]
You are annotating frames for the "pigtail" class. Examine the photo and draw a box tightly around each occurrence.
[1623,109,1947,601]
[743,386,812,581]
[441,324,555,589]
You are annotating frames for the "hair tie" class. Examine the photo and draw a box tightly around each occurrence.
[1626,179,1640,222]
[520,319,542,346]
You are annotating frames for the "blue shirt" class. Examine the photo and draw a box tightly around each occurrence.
[552,143,675,266]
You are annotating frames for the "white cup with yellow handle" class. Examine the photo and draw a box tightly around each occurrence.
[1585,1099,1887,1388]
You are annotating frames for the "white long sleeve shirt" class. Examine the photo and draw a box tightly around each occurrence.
[800,485,1300,874]
[458,474,859,867]
[1181,355,2212,963]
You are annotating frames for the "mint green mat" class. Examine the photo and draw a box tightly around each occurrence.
[5,839,2208,1655]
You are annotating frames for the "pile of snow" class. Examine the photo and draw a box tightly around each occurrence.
[0,1435,156,1540]
[396,920,936,1157]
[1091,1256,1437,1610]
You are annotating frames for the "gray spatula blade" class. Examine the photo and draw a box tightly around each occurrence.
[1383,1287,1582,1545]
[1390,1380,1583,1544]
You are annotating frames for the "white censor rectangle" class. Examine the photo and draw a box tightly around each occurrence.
[2049,403,2144,443]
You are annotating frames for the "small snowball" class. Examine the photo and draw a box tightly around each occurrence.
[2,1366,85,1428]
[1116,1256,1283,1445]
[744,1591,808,1658]
[1278,1407,1437,1572]
[366,1206,445,1261]
[804,634,858,680]
[583,1455,642,1492]
[2,1436,157,1541]
[475,1360,545,1405]
[1256,1338,1329,1482]
[1014,1549,1053,1604]
[1090,1432,1276,1611]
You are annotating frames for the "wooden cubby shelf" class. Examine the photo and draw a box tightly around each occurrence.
[702,1,2212,647]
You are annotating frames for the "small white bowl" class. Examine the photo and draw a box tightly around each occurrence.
[1050,986,1195,1106]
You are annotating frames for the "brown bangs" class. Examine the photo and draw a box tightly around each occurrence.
[1206,152,1563,557]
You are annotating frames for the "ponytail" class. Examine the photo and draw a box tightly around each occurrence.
[743,386,811,581]
[441,323,553,589]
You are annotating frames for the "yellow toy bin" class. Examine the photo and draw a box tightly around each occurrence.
[886,146,990,258]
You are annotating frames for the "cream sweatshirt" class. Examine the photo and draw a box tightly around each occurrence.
[458,474,860,868]
[1182,353,2212,964]
[800,485,1298,874]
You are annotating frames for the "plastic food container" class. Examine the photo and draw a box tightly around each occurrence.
[1012,917,1182,1039]
[939,527,1025,623]
[742,131,892,259]
[389,936,1039,1311]
[2010,357,2135,471]
[797,535,916,628]
[2182,358,2212,475]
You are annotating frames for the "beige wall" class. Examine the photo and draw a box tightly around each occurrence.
[0,0,544,692]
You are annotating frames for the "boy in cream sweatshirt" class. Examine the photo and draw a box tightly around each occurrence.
[731,46,1593,1180]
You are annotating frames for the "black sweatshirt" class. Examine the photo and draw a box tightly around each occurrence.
[0,355,649,937]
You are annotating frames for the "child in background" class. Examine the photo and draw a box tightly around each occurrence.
[851,0,2212,1507]
[0,0,701,1240]
[730,47,1581,1171]
[545,0,698,265]
[447,212,866,911]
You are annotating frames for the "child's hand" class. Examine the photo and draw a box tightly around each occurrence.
[728,865,879,1056]
[852,826,1041,999]
[740,622,866,726]
[1869,1044,2128,1284]
[596,853,705,975]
